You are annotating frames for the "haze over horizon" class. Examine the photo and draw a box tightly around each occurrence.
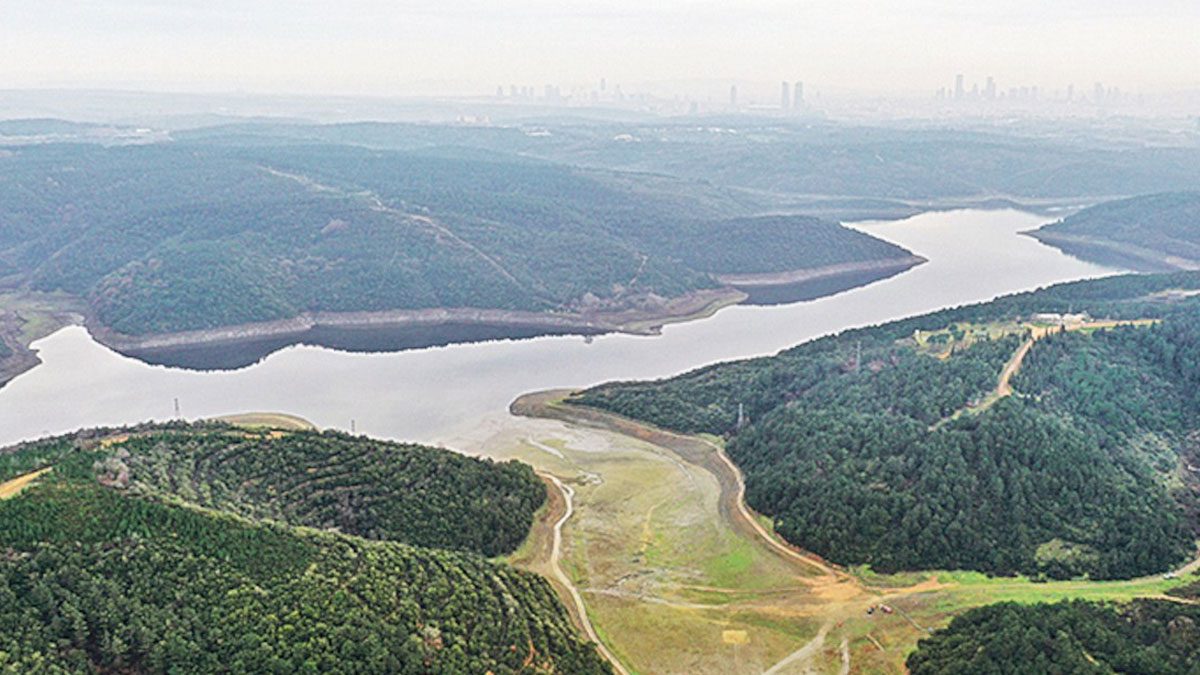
[3,0,1199,98]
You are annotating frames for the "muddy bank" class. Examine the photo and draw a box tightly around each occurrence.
[721,256,927,306]
[1024,230,1200,273]
[718,255,926,290]
[89,288,746,370]
[0,295,86,388]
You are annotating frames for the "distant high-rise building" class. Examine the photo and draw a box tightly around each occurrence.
[955,74,965,100]
[793,81,804,108]
[1094,82,1105,103]
[600,77,607,92]
[496,86,504,98]
[510,84,518,98]
[730,84,738,107]
[1067,84,1074,101]
[780,81,790,110]
[985,76,996,100]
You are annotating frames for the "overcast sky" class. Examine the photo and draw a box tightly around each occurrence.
[2,1,1197,96]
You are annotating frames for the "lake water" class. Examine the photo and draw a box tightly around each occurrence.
[0,209,1119,448]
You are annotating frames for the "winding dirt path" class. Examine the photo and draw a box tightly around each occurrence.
[995,337,1034,398]
[761,620,833,675]
[707,436,846,580]
[540,473,632,675]
[514,390,848,582]
[935,318,1161,427]
[260,165,529,291]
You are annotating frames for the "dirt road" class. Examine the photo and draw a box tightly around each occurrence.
[540,473,632,675]
[0,467,52,499]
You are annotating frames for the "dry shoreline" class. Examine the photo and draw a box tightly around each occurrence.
[92,255,926,356]
[716,254,926,287]
[1023,230,1200,272]
[88,286,748,355]
[0,254,926,382]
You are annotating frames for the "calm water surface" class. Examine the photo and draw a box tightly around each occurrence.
[0,209,1120,447]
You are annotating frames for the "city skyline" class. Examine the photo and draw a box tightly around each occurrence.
[2,1,1198,96]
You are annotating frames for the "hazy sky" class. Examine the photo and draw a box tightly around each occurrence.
[3,0,1198,96]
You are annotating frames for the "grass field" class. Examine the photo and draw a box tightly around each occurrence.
[447,393,1200,674]
[452,407,842,674]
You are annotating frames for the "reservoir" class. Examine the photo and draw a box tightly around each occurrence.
[0,209,1118,447]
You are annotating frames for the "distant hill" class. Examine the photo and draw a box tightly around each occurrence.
[0,423,611,673]
[1030,192,1200,271]
[179,121,1200,201]
[0,140,917,341]
[907,599,1200,674]
[0,118,102,136]
[574,271,1200,579]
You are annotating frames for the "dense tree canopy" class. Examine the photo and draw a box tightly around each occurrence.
[1032,192,1200,270]
[576,272,1200,578]
[0,424,610,674]
[0,140,915,336]
[907,600,1200,674]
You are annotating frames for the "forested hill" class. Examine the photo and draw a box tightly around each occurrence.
[0,422,545,557]
[1030,192,1200,271]
[0,423,611,673]
[574,271,1200,579]
[0,139,915,337]
[178,121,1200,202]
[907,599,1200,674]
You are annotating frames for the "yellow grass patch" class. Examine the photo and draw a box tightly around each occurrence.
[722,630,749,645]
[0,467,52,499]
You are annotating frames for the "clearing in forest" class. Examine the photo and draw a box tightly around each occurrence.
[0,467,52,499]
[927,317,1160,427]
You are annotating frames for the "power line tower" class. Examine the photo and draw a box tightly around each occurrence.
[855,340,862,374]
[736,403,746,430]
[173,397,180,419]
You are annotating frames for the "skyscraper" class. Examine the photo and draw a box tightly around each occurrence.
[729,85,738,107]
[985,76,996,101]
[955,74,965,100]
[793,81,804,108]
[780,81,790,110]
